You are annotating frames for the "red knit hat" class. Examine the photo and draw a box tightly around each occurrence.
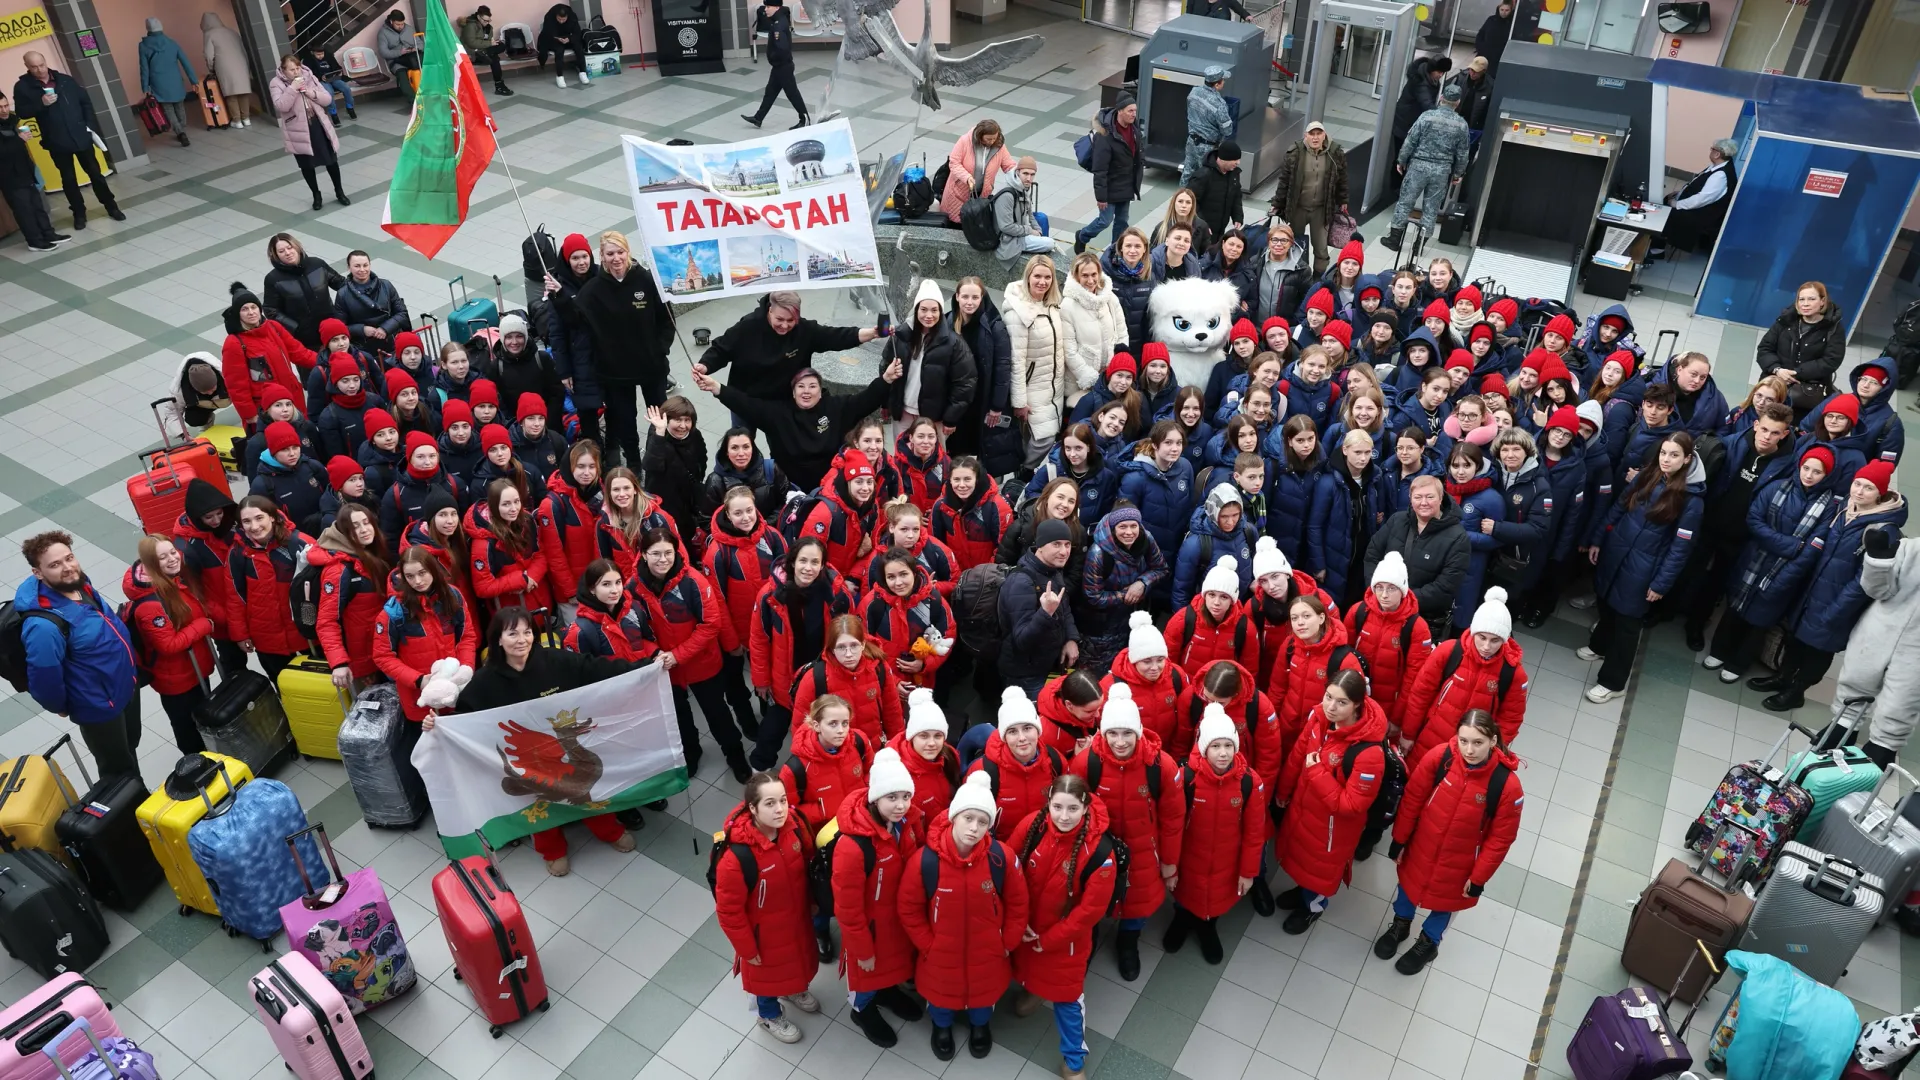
[259,382,296,409]
[1487,298,1519,326]
[1544,314,1578,341]
[318,318,349,344]
[1801,445,1836,476]
[840,448,875,482]
[1823,394,1861,427]
[469,380,500,409]
[1444,349,1475,373]
[1545,405,1581,436]
[442,400,474,428]
[265,421,300,453]
[1860,359,1895,385]
[328,353,361,384]
[1469,323,1495,345]
[1358,281,1383,303]
[1455,285,1483,311]
[326,455,362,491]
[561,233,592,261]
[1336,240,1365,269]
[516,392,547,421]
[1261,317,1289,340]
[1856,459,1896,495]
[1423,299,1450,321]
[1321,320,1352,350]
[363,408,398,436]
[1521,348,1554,374]
[1540,357,1574,386]
[1605,349,1636,374]
[1140,342,1170,365]
[1306,290,1336,316]
[1479,373,1509,398]
[481,423,512,451]
[384,369,417,396]
[394,330,423,355]
[1106,352,1137,379]
[1599,313,1629,332]
[405,430,437,460]
[1229,318,1258,344]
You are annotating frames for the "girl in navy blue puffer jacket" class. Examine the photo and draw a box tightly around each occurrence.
[1101,229,1157,356]
[1705,444,1845,681]
[1306,429,1390,608]
[1117,421,1198,596]
[1582,431,1706,700]
[1269,415,1322,567]
[1444,442,1505,637]
[1519,408,1593,628]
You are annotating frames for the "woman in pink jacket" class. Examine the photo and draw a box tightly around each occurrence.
[940,120,1016,223]
[268,54,348,209]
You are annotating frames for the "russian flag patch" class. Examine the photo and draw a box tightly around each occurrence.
[1677,528,1695,540]
[1812,536,1825,549]
[1542,497,1554,511]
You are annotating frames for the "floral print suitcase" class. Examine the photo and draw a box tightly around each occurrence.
[277,823,417,1013]
[1685,724,1815,885]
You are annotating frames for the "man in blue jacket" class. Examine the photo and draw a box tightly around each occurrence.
[15,531,142,782]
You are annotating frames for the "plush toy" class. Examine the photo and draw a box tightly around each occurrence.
[1147,277,1244,390]
[417,657,474,711]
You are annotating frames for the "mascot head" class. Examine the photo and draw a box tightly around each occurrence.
[1148,278,1243,389]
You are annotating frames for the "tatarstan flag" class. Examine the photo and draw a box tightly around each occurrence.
[381,0,497,258]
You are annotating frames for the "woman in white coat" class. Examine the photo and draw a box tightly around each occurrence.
[1824,524,1920,763]
[201,13,255,127]
[1001,254,1078,472]
[1060,252,1126,408]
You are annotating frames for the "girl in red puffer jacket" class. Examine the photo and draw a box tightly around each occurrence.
[1164,559,1259,675]
[1168,705,1266,965]
[535,441,604,613]
[469,479,548,617]
[832,752,929,1049]
[892,418,950,514]
[1037,672,1104,759]
[126,537,217,754]
[896,772,1030,1062]
[226,496,313,681]
[930,458,1011,572]
[790,615,905,743]
[1175,660,1282,793]
[597,467,687,581]
[563,560,658,665]
[713,774,822,1047]
[704,485,787,758]
[1101,612,1191,751]
[781,694,876,835]
[966,687,1065,840]
[1377,709,1524,976]
[864,501,959,599]
[1274,669,1391,935]
[888,688,962,823]
[1009,775,1116,1080]
[747,538,858,769]
[1343,553,1436,736]
[1246,537,1334,686]
[1268,594,1361,766]
[312,505,392,686]
[799,449,883,577]
[1398,594,1530,766]
[863,549,954,697]
[402,490,479,619]
[372,547,478,725]
[630,527,750,784]
[1071,685,1185,983]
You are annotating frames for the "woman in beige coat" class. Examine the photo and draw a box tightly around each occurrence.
[1059,252,1126,407]
[1001,255,1077,470]
[201,13,255,125]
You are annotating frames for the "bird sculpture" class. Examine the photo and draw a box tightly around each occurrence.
[835,0,1044,110]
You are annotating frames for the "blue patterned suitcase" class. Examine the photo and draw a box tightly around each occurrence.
[188,778,327,947]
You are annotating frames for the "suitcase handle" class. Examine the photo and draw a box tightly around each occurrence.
[1805,854,1870,904]
[1757,722,1821,774]
[1851,761,1919,837]
[194,758,241,818]
[1660,939,1721,1037]
[283,822,347,906]
[137,449,188,502]
[37,1018,106,1080]
[40,734,89,811]
[149,397,194,449]
[450,274,469,309]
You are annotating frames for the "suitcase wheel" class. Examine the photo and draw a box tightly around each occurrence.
[453,969,463,981]
[490,1025,505,1039]
[540,1000,550,1012]
[180,905,192,916]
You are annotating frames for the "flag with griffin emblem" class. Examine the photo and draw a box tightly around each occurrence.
[381,0,498,258]
[410,662,686,858]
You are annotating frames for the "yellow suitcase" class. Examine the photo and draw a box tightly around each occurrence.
[0,740,79,867]
[278,654,348,760]
[136,751,253,917]
[203,424,246,476]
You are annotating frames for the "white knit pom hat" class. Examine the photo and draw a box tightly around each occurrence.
[867,747,915,800]
[1470,585,1513,640]
[1101,683,1142,734]
[905,687,946,739]
[1196,702,1238,752]
[1201,555,1241,600]
[1372,551,1410,592]
[1127,610,1166,661]
[998,685,1041,735]
[1251,535,1290,580]
[948,771,997,822]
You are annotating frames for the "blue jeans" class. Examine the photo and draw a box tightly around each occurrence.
[1392,886,1453,942]
[1034,210,1050,236]
[755,995,784,1019]
[1053,998,1087,1070]
[851,990,876,1010]
[929,1005,994,1029]
[322,77,353,114]
[1297,888,1331,913]
[1118,916,1149,931]
[1075,200,1130,247]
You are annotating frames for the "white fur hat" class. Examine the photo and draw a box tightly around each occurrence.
[1127,610,1166,661]
[1196,702,1238,752]
[1372,551,1410,592]
[948,771,997,822]
[905,687,946,739]
[1471,585,1512,641]
[998,686,1041,735]
[867,747,914,800]
[1202,555,1241,600]
[1252,535,1291,581]
[1576,399,1605,434]
[1101,682,1143,734]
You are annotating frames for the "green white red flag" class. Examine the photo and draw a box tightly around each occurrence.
[381,0,498,258]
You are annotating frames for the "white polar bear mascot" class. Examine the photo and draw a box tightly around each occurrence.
[1147,278,1244,390]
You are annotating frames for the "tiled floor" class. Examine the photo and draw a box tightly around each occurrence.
[0,8,1914,1080]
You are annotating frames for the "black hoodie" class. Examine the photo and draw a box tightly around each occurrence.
[699,295,869,407]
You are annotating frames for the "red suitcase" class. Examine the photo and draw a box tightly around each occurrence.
[141,398,230,494]
[127,399,230,533]
[431,834,548,1037]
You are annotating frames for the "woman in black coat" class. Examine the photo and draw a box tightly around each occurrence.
[1757,281,1847,418]
[698,427,794,525]
[948,277,1022,478]
[542,233,600,422]
[886,281,977,433]
[643,397,710,543]
[263,232,345,350]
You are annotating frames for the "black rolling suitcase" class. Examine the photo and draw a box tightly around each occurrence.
[192,663,295,777]
[47,734,161,911]
[0,848,108,977]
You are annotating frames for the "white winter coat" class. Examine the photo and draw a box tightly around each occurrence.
[1836,539,1920,750]
[1060,273,1126,407]
[201,13,252,96]
[1001,281,1076,444]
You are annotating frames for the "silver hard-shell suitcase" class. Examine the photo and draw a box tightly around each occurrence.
[336,685,428,829]
[1811,763,1920,924]
[1738,841,1883,986]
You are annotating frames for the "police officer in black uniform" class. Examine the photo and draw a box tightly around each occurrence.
[740,0,808,130]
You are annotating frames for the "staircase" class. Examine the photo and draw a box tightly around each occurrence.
[285,0,391,53]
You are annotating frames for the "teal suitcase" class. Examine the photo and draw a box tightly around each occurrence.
[447,275,499,344]
[1784,745,1882,837]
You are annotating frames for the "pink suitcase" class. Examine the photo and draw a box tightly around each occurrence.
[249,953,374,1080]
[0,974,123,1080]
[277,824,418,1014]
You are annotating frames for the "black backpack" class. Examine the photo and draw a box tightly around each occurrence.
[807,825,876,917]
[979,746,1064,794]
[960,193,1004,253]
[1349,604,1417,659]
[783,730,870,818]
[115,599,155,689]
[1429,747,1510,837]
[0,603,66,694]
[1019,813,1128,918]
[707,832,757,895]
[522,224,559,281]
[919,841,1007,902]
[1438,642,1517,712]
[1341,738,1408,845]
[952,563,1010,652]
[288,548,324,647]
[774,491,831,545]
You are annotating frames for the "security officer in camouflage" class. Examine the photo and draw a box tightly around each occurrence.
[1385,81,1470,251]
[1183,66,1234,188]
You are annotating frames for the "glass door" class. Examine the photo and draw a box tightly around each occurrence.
[1302,0,1417,212]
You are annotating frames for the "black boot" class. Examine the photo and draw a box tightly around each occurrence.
[790,115,810,129]
[727,749,751,784]
[1897,905,1920,937]
[1073,238,1087,255]
[1864,741,1897,768]
[850,1004,897,1047]
[931,1024,955,1061]
[1520,608,1548,629]
[495,82,515,96]
[1748,674,1788,692]
[1275,886,1304,910]
[1196,918,1224,965]
[875,985,924,1020]
[968,1021,993,1058]
[178,132,190,146]
[1395,933,1440,975]
[311,192,323,210]
[1249,876,1276,917]
[1382,225,1405,252]
[1375,916,1413,959]
[740,113,763,128]
[335,190,351,206]
[816,924,837,962]
[1762,689,1805,713]
[1282,908,1320,936]
[1115,929,1142,982]
[1353,829,1383,862]
[1161,910,1191,954]
[346,106,357,119]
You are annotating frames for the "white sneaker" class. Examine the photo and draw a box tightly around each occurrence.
[1568,595,1597,610]
[758,1014,802,1043]
[1575,646,1601,661]
[579,71,591,85]
[785,991,820,1013]
[556,75,567,87]
[1702,654,1724,670]
[1718,669,1741,684]
[1586,685,1621,704]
